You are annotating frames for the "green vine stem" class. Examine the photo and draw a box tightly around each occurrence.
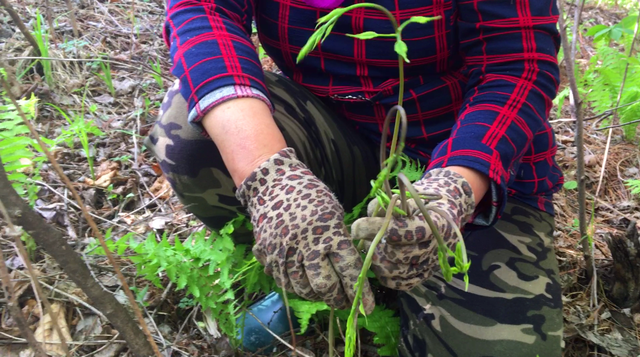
[295,6,467,357]
[378,105,408,204]
[344,195,400,357]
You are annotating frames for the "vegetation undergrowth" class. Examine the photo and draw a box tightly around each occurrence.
[557,12,640,142]
[85,4,470,357]
[84,153,424,355]
[5,1,640,357]
[45,95,105,181]
[0,72,44,205]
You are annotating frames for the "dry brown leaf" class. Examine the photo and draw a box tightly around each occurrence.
[9,270,32,300]
[585,154,598,167]
[17,158,33,174]
[34,303,73,357]
[118,213,139,225]
[149,175,172,200]
[22,299,41,324]
[85,161,120,188]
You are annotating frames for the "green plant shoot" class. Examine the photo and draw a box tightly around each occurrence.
[296,6,468,357]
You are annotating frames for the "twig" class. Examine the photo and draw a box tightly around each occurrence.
[587,98,640,125]
[25,274,107,319]
[151,281,173,318]
[0,246,48,357]
[1,56,173,81]
[329,308,335,357]
[44,0,57,43]
[570,0,586,60]
[33,180,146,237]
[557,0,592,279]
[0,0,41,56]
[595,118,640,131]
[0,336,127,345]
[64,0,80,38]
[81,333,121,357]
[173,305,198,347]
[281,292,297,355]
[0,71,159,357]
[0,200,71,357]
[245,310,314,357]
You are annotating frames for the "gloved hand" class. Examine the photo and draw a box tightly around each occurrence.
[235,147,375,313]
[350,168,476,291]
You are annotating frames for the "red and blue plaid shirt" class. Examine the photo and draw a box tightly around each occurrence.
[163,0,564,225]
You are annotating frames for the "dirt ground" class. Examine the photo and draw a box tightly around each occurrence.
[1,1,640,356]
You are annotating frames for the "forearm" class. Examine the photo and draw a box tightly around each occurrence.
[201,97,287,187]
[446,166,489,206]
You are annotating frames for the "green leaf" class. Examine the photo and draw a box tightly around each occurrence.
[177,274,188,290]
[190,284,200,298]
[288,298,330,334]
[296,29,324,63]
[406,16,440,25]
[563,180,578,190]
[586,24,609,37]
[611,27,623,41]
[394,40,410,63]
[346,31,384,40]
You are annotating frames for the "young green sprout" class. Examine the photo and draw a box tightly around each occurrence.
[296,5,470,356]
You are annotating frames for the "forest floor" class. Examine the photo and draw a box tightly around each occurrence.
[1,1,640,356]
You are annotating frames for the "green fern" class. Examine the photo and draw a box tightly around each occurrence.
[287,298,331,334]
[584,16,640,141]
[288,297,400,356]
[0,80,44,205]
[626,179,640,196]
[335,305,400,356]
[87,215,267,342]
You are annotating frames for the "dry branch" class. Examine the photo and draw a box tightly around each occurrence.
[0,200,71,356]
[0,159,157,357]
[65,0,79,38]
[557,0,592,278]
[0,0,41,56]
[0,246,48,357]
[0,70,162,357]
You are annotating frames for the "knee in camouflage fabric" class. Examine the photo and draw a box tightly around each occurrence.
[143,72,378,243]
[143,79,250,241]
[397,197,563,357]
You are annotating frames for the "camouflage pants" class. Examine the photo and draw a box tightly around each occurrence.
[144,72,563,356]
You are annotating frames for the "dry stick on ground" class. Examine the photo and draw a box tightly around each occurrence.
[0,0,41,56]
[557,0,593,279]
[0,247,48,357]
[65,0,80,38]
[0,200,71,357]
[0,158,157,357]
[44,0,57,43]
[0,75,161,357]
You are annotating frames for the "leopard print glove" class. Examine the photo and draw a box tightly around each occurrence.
[350,168,476,291]
[236,148,375,313]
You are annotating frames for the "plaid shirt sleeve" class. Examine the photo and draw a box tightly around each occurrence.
[164,0,272,132]
[427,0,561,226]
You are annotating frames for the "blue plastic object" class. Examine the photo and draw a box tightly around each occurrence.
[236,292,300,352]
